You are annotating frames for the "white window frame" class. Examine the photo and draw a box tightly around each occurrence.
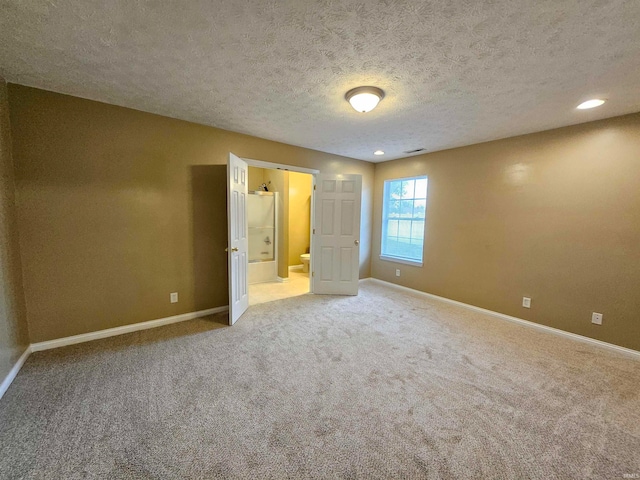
[379,175,428,267]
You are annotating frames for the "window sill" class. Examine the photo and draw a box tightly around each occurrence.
[379,255,423,267]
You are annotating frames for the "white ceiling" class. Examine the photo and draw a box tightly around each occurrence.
[1,1,639,163]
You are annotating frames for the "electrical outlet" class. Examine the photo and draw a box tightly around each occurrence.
[395,269,401,277]
[522,297,531,308]
[592,312,603,325]
[170,292,178,303]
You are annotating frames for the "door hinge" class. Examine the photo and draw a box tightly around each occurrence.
[313,185,316,190]
[312,271,314,277]
[313,228,315,234]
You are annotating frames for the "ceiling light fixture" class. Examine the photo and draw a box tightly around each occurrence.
[576,99,606,110]
[374,150,385,156]
[345,86,385,113]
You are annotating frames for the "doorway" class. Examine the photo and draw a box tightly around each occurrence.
[246,164,314,305]
[227,153,363,325]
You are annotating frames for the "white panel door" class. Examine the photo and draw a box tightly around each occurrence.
[227,153,249,325]
[312,174,362,295]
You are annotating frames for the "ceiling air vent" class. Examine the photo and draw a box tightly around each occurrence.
[404,148,426,154]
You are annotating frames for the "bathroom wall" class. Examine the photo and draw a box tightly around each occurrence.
[288,172,312,266]
[247,166,265,190]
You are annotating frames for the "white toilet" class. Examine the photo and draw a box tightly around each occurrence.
[300,253,310,273]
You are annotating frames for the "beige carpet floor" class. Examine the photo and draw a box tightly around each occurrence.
[1,280,639,479]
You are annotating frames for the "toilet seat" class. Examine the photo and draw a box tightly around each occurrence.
[300,253,310,273]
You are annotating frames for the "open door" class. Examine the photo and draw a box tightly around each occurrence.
[312,174,362,295]
[227,153,249,324]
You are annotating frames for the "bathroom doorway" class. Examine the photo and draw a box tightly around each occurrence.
[246,162,315,305]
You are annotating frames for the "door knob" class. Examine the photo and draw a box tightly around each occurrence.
[225,247,239,252]
[354,240,360,246]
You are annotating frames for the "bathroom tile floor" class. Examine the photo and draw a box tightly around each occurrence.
[249,269,310,305]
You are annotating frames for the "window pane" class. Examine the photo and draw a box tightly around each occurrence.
[381,176,428,262]
[387,219,398,237]
[411,220,424,239]
[400,200,413,217]
[414,199,426,219]
[387,200,400,217]
[397,237,411,248]
[389,181,402,199]
[401,180,415,199]
[398,220,411,237]
[415,178,428,199]
[385,238,402,257]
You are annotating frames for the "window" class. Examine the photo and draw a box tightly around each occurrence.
[381,176,428,265]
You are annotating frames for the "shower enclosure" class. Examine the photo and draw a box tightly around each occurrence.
[248,191,278,284]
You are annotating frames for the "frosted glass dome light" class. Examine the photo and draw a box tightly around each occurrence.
[345,86,385,113]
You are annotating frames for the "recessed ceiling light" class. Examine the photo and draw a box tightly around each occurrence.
[576,99,606,110]
[345,86,385,113]
[374,150,385,156]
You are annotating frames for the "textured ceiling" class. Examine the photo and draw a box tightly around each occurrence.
[1,1,639,162]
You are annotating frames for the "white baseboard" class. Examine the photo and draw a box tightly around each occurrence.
[1,306,229,399]
[288,265,303,272]
[0,346,31,400]
[30,305,229,352]
[277,276,290,283]
[365,278,640,360]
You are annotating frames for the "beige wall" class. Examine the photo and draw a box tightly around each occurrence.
[247,166,265,191]
[4,82,638,353]
[288,172,312,266]
[0,78,29,380]
[9,85,374,342]
[372,113,640,351]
